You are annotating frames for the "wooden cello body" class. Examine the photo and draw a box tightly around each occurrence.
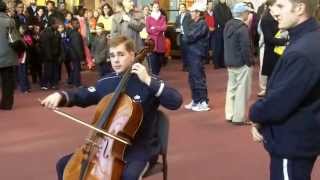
[63,93,143,180]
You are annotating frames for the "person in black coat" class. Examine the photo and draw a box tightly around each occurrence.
[0,1,18,110]
[175,3,192,71]
[260,3,287,79]
[212,0,232,69]
[26,0,37,20]
[39,16,62,89]
[67,17,85,87]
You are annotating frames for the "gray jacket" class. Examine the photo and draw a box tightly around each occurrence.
[111,10,145,52]
[224,18,253,67]
[0,12,17,68]
[91,33,108,64]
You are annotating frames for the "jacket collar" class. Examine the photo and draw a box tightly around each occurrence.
[288,18,319,42]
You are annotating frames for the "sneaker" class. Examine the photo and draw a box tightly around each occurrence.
[184,100,196,110]
[40,87,48,90]
[191,101,210,112]
[22,90,30,94]
[257,90,266,97]
[51,86,59,90]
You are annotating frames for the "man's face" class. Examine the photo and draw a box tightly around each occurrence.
[47,2,54,11]
[179,4,186,12]
[143,6,150,16]
[191,10,199,20]
[30,0,36,5]
[109,44,135,74]
[272,0,300,29]
[59,3,65,10]
[16,4,24,14]
[242,11,250,21]
[57,24,64,33]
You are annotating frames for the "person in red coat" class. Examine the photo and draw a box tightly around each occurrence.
[204,1,217,64]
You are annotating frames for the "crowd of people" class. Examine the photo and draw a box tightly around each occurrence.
[1,0,320,179]
[0,0,173,108]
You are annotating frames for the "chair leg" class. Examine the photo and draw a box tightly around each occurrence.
[163,154,168,180]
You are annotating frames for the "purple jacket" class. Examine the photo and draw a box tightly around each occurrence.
[146,15,167,53]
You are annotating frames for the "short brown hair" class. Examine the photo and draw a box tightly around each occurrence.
[109,36,135,52]
[266,0,277,6]
[289,0,318,16]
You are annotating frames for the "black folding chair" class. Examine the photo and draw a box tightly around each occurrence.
[143,110,169,180]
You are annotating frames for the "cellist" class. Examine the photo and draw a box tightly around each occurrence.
[41,35,182,180]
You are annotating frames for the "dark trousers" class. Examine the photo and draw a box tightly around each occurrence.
[64,60,72,84]
[97,61,112,78]
[30,58,42,84]
[17,63,30,92]
[58,60,72,84]
[213,27,225,68]
[56,154,149,180]
[70,60,81,87]
[180,35,188,69]
[270,156,317,180]
[41,62,59,88]
[0,66,15,109]
[208,31,216,64]
[149,52,164,75]
[186,53,209,103]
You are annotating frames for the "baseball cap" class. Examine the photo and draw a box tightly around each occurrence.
[232,2,253,15]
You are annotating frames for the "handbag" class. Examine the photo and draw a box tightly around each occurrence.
[7,22,25,53]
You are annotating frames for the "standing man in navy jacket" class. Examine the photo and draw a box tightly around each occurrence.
[183,2,210,112]
[41,35,182,180]
[250,0,320,179]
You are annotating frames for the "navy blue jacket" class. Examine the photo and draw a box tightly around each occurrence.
[224,19,253,67]
[250,18,320,158]
[185,19,209,58]
[67,29,85,62]
[61,72,182,161]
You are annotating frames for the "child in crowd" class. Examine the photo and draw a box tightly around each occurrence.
[57,24,72,85]
[91,23,112,77]
[17,25,31,93]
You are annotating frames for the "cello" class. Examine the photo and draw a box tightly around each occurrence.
[62,39,154,180]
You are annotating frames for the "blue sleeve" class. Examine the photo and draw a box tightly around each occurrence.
[149,76,183,110]
[64,86,101,108]
[185,21,208,44]
[249,53,319,124]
